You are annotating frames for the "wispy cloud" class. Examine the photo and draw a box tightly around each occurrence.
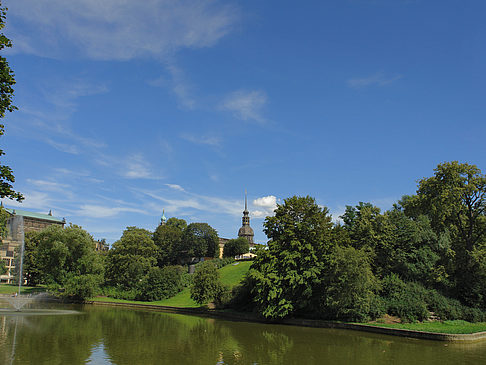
[75,204,147,218]
[122,153,157,180]
[181,133,221,147]
[165,184,185,192]
[347,72,402,89]
[166,64,196,109]
[8,0,238,61]
[220,90,267,123]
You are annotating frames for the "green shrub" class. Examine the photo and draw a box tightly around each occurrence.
[100,286,140,300]
[190,261,224,305]
[381,274,428,322]
[63,274,102,301]
[137,266,186,301]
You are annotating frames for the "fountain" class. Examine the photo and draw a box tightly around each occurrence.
[0,214,77,316]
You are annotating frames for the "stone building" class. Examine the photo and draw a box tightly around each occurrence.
[0,208,65,283]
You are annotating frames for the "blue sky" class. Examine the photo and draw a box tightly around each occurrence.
[1,0,485,244]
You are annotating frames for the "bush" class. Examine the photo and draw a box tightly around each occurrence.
[381,274,429,322]
[190,261,224,305]
[137,266,187,301]
[63,274,102,301]
[100,286,140,301]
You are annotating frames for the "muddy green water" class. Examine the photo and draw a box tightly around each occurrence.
[1,302,486,364]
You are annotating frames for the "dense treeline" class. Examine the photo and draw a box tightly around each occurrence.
[13,161,486,323]
[239,161,486,322]
[19,218,221,301]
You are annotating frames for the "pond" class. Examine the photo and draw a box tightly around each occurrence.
[1,301,486,364]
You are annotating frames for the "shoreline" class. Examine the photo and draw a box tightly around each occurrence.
[86,299,486,343]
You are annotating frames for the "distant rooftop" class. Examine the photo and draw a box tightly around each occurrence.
[4,208,64,223]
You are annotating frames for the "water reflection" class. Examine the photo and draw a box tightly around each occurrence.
[1,303,486,364]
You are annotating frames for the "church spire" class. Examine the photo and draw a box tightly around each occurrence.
[161,209,167,225]
[238,190,254,244]
[244,189,248,213]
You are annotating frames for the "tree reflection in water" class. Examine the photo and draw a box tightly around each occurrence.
[1,304,486,364]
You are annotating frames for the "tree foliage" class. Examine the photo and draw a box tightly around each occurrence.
[401,161,486,306]
[180,223,219,261]
[0,5,22,202]
[21,225,104,299]
[137,265,187,301]
[106,227,156,289]
[249,196,334,319]
[153,223,183,266]
[223,237,249,258]
[190,261,224,305]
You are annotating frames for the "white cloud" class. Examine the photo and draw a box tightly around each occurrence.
[220,90,267,123]
[8,0,238,61]
[76,204,146,218]
[347,72,402,89]
[165,184,185,192]
[252,195,277,218]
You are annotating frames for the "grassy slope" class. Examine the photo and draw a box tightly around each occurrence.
[367,320,486,334]
[93,261,253,308]
[0,284,45,295]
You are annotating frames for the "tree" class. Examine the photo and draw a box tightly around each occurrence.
[190,261,224,305]
[179,223,219,261]
[138,266,187,301]
[166,217,187,231]
[106,227,157,289]
[223,237,249,258]
[21,225,104,298]
[249,196,334,319]
[319,246,380,321]
[153,223,183,266]
[0,5,22,202]
[401,161,486,305]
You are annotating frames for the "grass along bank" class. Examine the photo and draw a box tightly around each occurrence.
[366,320,486,334]
[0,284,46,295]
[92,261,253,308]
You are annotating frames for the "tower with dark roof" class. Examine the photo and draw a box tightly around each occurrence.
[238,190,254,244]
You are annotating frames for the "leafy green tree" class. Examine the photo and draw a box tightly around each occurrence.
[21,231,43,285]
[401,161,486,305]
[106,227,156,289]
[20,225,104,298]
[190,261,224,305]
[166,217,187,231]
[138,265,187,301]
[223,237,249,258]
[179,223,219,261]
[0,6,22,202]
[153,223,183,266]
[319,246,380,321]
[249,196,334,319]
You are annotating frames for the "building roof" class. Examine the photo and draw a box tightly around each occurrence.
[4,208,64,223]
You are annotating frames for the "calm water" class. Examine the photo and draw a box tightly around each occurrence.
[1,302,486,365]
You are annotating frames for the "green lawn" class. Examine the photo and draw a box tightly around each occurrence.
[366,320,486,334]
[93,260,253,308]
[0,284,46,295]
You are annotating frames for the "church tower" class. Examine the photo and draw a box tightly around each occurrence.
[238,190,254,244]
[161,209,167,225]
